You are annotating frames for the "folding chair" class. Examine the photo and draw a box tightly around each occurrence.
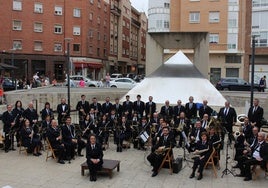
[204,147,217,178]
[45,137,57,161]
[158,148,173,175]
[19,139,28,155]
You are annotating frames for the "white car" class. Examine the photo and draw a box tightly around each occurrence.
[110,73,123,81]
[67,75,102,87]
[110,78,137,89]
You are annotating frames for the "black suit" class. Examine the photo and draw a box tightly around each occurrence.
[41,108,54,121]
[145,101,156,118]
[76,100,90,118]
[86,142,103,178]
[112,103,123,117]
[102,102,113,115]
[2,110,16,151]
[56,103,70,125]
[89,103,102,117]
[247,106,263,129]
[185,102,197,119]
[198,105,213,119]
[122,101,133,119]
[133,100,145,118]
[173,105,186,120]
[23,108,39,125]
[160,106,173,121]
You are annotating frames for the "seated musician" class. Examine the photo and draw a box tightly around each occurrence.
[151,118,165,147]
[173,112,190,147]
[147,126,175,177]
[41,115,51,140]
[233,127,245,168]
[201,114,209,130]
[46,120,65,164]
[114,116,131,152]
[81,114,94,140]
[208,127,221,164]
[98,114,111,150]
[189,132,212,180]
[137,117,150,150]
[86,134,103,181]
[236,131,268,181]
[188,120,206,152]
[242,117,253,143]
[62,117,86,158]
[20,119,42,156]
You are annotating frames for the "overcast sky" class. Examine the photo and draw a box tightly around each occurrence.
[130,0,148,15]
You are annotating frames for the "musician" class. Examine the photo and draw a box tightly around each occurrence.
[113,98,123,117]
[89,97,102,117]
[2,104,16,152]
[41,102,54,121]
[248,127,259,148]
[217,101,237,145]
[61,117,86,158]
[20,119,42,156]
[23,102,39,126]
[133,94,145,119]
[173,112,190,147]
[98,114,111,150]
[145,96,156,119]
[185,96,197,120]
[233,127,245,166]
[137,117,150,150]
[242,117,253,143]
[160,100,173,123]
[102,96,113,116]
[46,119,65,164]
[41,115,52,140]
[188,120,206,152]
[115,116,131,152]
[147,126,175,177]
[152,118,165,147]
[236,132,268,181]
[198,100,213,119]
[81,114,94,140]
[12,100,24,147]
[89,108,98,123]
[56,98,70,125]
[189,132,212,180]
[122,95,133,120]
[76,95,90,125]
[86,134,103,181]
[201,114,209,130]
[173,99,186,121]
[208,127,221,164]
[132,112,140,149]
[247,98,264,129]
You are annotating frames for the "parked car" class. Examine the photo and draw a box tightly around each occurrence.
[110,73,123,81]
[215,77,259,91]
[110,78,137,89]
[2,78,17,91]
[67,75,102,87]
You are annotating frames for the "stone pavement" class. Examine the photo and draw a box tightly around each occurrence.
[0,139,267,188]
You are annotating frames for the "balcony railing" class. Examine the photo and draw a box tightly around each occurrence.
[111,5,121,16]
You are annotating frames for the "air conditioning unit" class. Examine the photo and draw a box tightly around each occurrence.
[55,11,62,15]
[73,32,80,35]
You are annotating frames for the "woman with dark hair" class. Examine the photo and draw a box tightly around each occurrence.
[12,100,25,147]
[41,102,54,121]
[20,119,42,156]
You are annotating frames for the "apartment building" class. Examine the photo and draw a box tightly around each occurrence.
[109,0,147,75]
[148,0,253,84]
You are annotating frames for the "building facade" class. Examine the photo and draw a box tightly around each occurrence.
[148,0,253,84]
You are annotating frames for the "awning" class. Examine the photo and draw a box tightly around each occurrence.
[0,63,18,69]
[73,62,103,69]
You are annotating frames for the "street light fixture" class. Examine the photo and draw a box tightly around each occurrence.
[64,38,73,107]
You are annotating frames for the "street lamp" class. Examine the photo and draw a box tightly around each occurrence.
[64,38,73,107]
[250,35,259,107]
[10,48,17,90]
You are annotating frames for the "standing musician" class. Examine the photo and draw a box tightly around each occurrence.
[113,98,123,117]
[86,134,103,181]
[198,100,213,119]
[89,108,98,124]
[236,132,268,181]
[76,95,90,126]
[46,119,65,164]
[188,120,206,152]
[160,100,173,123]
[57,98,70,125]
[2,104,16,152]
[102,96,113,116]
[189,132,212,180]
[41,102,54,121]
[147,126,175,177]
[185,96,197,120]
[98,114,111,150]
[173,99,186,122]
[247,98,264,129]
[61,117,86,158]
[145,96,156,119]
[122,95,133,120]
[133,94,145,119]
[23,102,39,126]
[89,97,102,117]
[217,101,237,145]
[12,100,24,147]
[20,119,42,156]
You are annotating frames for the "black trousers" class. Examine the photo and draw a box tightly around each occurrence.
[192,156,209,175]
[238,155,261,178]
[53,144,65,161]
[147,152,165,172]
[87,160,103,177]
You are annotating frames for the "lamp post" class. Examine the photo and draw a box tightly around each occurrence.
[10,48,17,90]
[250,35,259,107]
[65,38,73,107]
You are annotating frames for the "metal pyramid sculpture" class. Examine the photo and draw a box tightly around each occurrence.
[121,51,226,107]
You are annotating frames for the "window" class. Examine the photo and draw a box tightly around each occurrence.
[97,32,101,40]
[89,29,93,38]
[103,49,107,57]
[228,19,237,28]
[104,34,107,42]
[34,3,43,13]
[97,16,101,24]
[164,21,169,28]
[54,43,62,52]
[89,13,93,20]
[73,8,81,17]
[209,11,220,23]
[13,0,22,11]
[226,68,239,77]
[164,3,170,8]
[13,20,22,30]
[73,44,80,52]
[13,40,22,50]
[55,6,63,15]
[209,33,219,43]
[34,22,43,32]
[97,48,100,56]
[89,46,93,54]
[97,0,101,8]
[54,25,62,34]
[229,0,238,5]
[225,55,241,63]
[34,41,43,51]
[90,0,94,4]
[73,26,81,35]
[104,4,107,12]
[189,12,200,23]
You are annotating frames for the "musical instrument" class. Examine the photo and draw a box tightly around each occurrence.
[189,148,209,159]
[154,146,170,155]
[237,114,247,125]
[8,114,20,137]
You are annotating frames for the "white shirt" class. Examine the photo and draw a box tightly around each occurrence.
[253,141,263,159]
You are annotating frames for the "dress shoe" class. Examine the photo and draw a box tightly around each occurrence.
[58,160,65,164]
[33,153,39,157]
[5,150,8,153]
[37,152,42,155]
[11,148,16,151]
[244,177,252,181]
[78,154,84,157]
[189,173,195,179]
[235,173,245,177]
[93,176,97,181]
[151,171,158,177]
[197,174,203,180]
[90,176,94,181]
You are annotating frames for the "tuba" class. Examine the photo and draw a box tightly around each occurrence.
[237,114,247,125]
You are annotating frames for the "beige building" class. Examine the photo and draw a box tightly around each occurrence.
[148,0,252,83]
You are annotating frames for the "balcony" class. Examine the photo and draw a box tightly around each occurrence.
[111,5,121,16]
[131,18,141,28]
